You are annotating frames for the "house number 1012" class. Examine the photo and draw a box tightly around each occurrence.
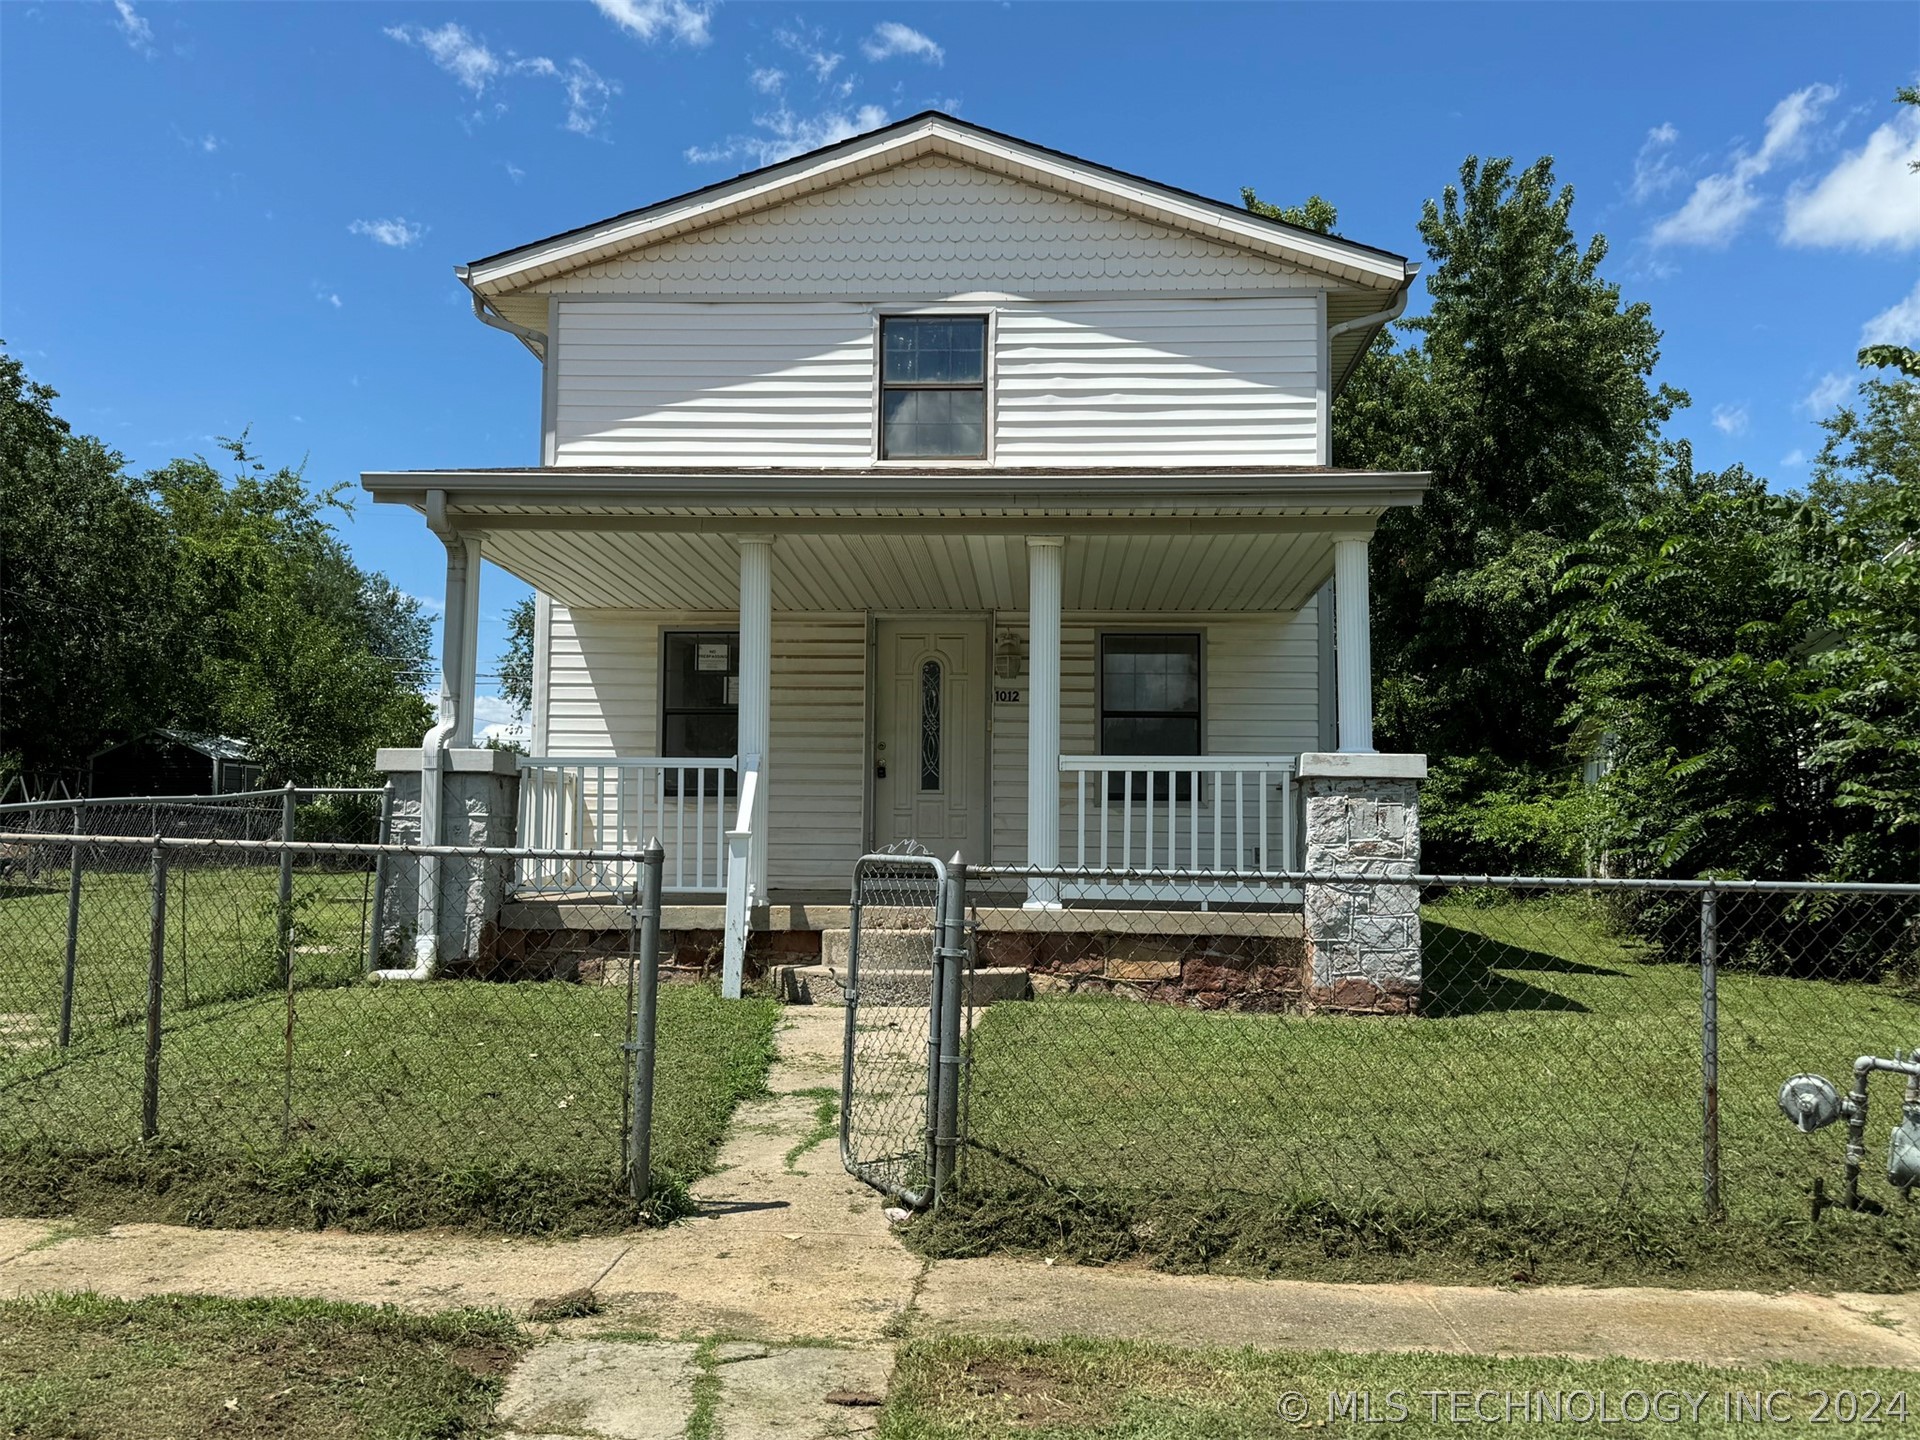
[994,688,1021,704]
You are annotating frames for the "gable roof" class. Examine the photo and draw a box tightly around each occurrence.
[461,111,1413,297]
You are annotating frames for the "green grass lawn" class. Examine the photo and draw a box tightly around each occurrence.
[0,1293,519,1439]
[929,896,1920,1288]
[881,1336,1920,1439]
[0,865,780,1232]
[0,865,375,1074]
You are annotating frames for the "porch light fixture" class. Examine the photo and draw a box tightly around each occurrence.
[994,627,1025,680]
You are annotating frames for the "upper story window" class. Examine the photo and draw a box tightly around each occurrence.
[880,316,987,460]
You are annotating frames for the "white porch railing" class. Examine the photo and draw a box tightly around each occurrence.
[516,756,736,895]
[1059,755,1299,880]
[721,757,760,1000]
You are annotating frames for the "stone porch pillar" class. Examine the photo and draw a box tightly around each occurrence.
[375,747,521,971]
[1025,536,1064,908]
[1298,751,1425,1013]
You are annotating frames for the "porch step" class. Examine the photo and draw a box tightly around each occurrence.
[819,927,952,971]
[771,963,1031,1008]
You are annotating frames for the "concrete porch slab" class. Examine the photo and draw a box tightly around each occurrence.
[500,901,1303,939]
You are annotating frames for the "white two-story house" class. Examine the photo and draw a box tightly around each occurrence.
[364,112,1428,984]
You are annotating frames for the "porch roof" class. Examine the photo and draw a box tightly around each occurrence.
[363,464,1428,613]
[360,464,1430,533]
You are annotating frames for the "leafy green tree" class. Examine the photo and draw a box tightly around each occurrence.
[0,352,177,787]
[1546,454,1839,878]
[1241,189,1338,235]
[150,437,433,784]
[1332,157,1685,868]
[498,595,535,721]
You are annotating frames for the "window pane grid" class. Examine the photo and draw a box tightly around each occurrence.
[880,316,987,459]
[1099,633,1202,801]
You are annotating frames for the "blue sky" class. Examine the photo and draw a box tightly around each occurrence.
[5,2,1917,735]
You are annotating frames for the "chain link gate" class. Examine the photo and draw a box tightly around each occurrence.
[839,849,968,1207]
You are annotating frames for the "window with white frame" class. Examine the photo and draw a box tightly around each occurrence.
[1099,633,1202,799]
[879,315,987,459]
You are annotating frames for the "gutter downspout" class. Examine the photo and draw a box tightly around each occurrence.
[467,289,547,361]
[374,488,466,982]
[1327,265,1418,344]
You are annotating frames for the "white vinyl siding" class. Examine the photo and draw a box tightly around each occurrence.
[540,155,1329,298]
[551,295,1321,469]
[544,606,867,889]
[552,302,876,467]
[993,298,1319,464]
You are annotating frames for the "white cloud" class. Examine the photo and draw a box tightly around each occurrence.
[505,161,526,183]
[590,0,711,47]
[1783,104,1920,251]
[1629,123,1684,203]
[113,0,154,55]
[386,23,619,136]
[317,290,342,309]
[1801,371,1853,416]
[775,27,841,82]
[383,22,501,93]
[1862,275,1920,348]
[472,694,519,726]
[860,21,944,64]
[1651,83,1838,247]
[349,217,426,248]
[1710,402,1750,436]
[688,103,888,167]
[514,56,618,136]
[750,66,786,95]
[1781,448,1807,467]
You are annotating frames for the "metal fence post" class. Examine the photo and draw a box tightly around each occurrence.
[58,808,82,1049]
[142,839,167,1142]
[1700,888,1723,1221]
[626,838,665,1204]
[365,781,394,972]
[931,854,968,1203]
[277,781,297,983]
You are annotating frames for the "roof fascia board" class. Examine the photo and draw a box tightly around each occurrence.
[361,468,1431,513]
[467,117,1407,294]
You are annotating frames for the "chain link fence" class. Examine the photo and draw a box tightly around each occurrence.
[0,829,771,1232]
[866,865,1920,1281]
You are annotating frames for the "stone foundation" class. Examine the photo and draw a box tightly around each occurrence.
[1297,751,1426,1014]
[975,930,1306,1011]
[481,923,819,986]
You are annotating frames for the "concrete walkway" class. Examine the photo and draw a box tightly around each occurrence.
[2,1005,1917,1436]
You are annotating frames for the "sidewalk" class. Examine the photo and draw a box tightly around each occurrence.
[3,1006,1916,1438]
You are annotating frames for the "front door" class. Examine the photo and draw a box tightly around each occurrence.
[873,618,989,855]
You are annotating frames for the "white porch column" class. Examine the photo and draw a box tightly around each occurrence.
[1333,535,1374,753]
[1026,536,1064,906]
[737,535,774,901]
[455,535,483,746]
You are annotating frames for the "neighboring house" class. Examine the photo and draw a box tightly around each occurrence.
[364,113,1430,991]
[87,729,262,797]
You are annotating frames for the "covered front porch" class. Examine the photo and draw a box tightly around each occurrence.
[363,465,1426,990]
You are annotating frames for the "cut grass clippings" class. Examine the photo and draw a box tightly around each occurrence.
[0,1291,521,1439]
[879,1336,1920,1439]
[920,894,1920,1290]
[0,982,779,1235]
